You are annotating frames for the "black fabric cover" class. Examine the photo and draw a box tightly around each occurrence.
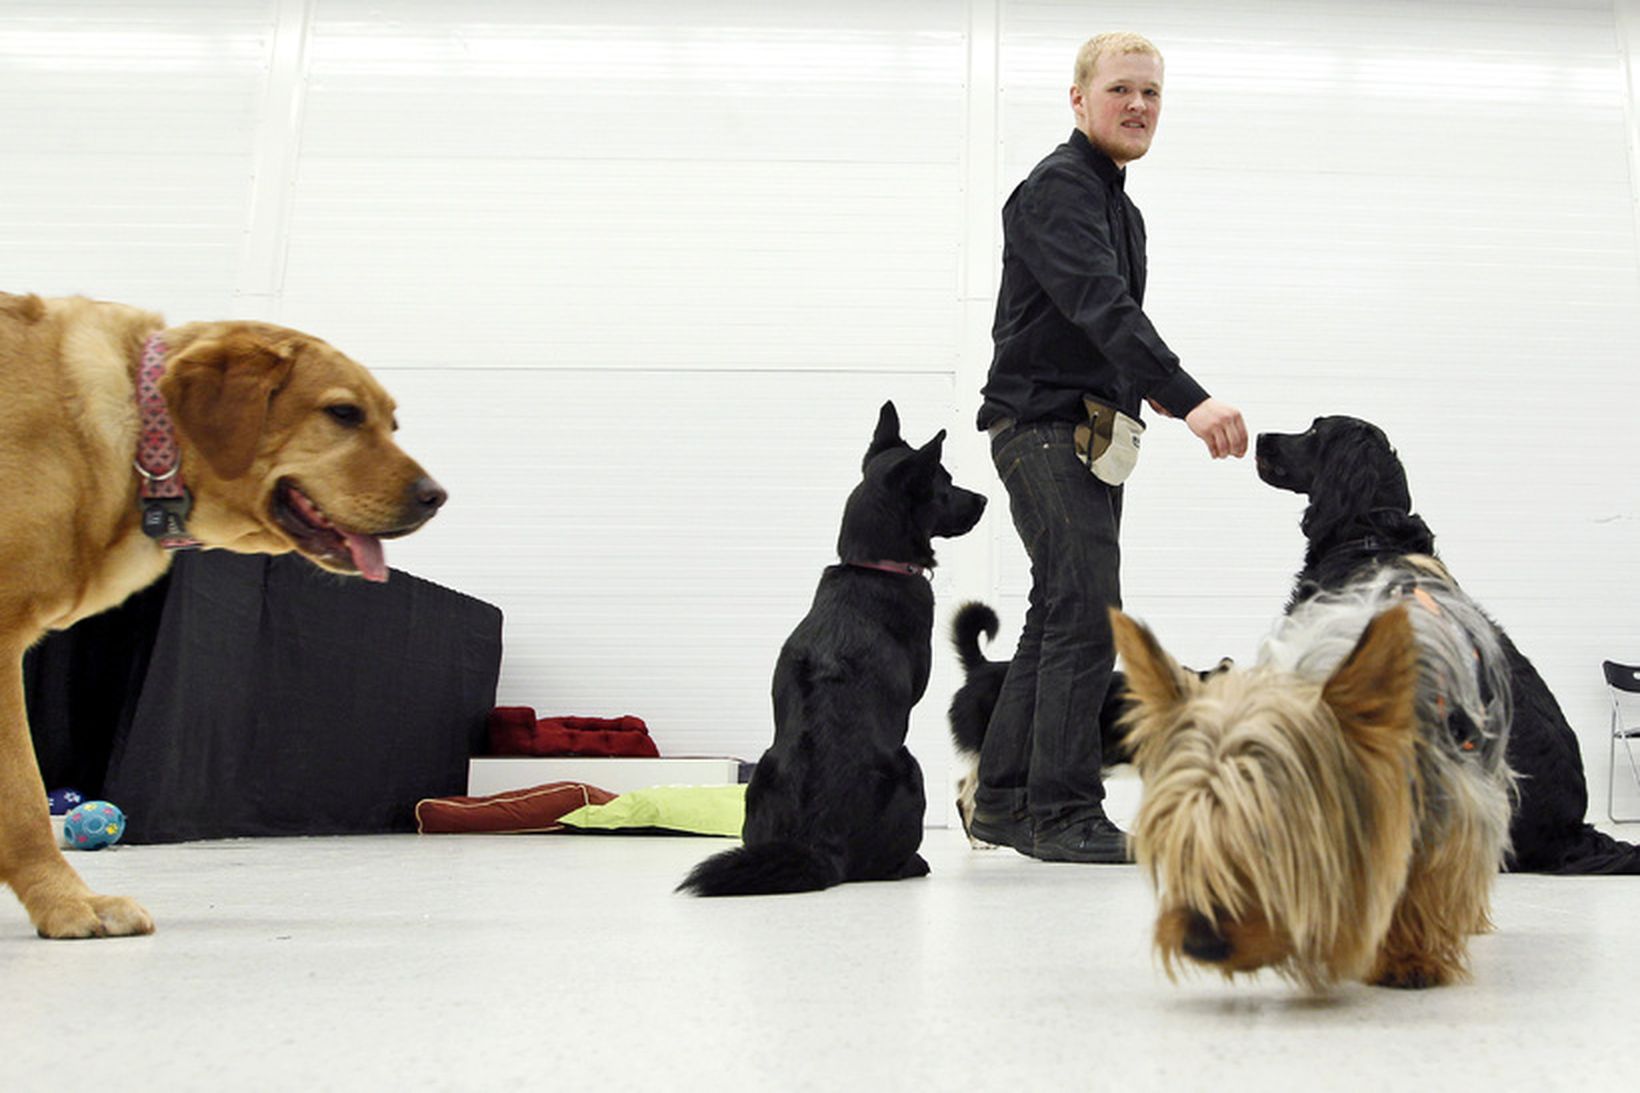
[25,551,502,843]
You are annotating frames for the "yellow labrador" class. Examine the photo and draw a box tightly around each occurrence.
[0,292,444,938]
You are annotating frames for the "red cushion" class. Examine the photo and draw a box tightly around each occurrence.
[485,708,659,758]
[414,781,618,834]
[486,706,540,756]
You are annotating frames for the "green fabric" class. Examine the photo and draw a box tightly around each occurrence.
[558,783,746,837]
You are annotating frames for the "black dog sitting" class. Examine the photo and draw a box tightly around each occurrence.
[1256,415,1640,874]
[679,402,987,895]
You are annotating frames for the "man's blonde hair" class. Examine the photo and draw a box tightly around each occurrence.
[1074,32,1163,89]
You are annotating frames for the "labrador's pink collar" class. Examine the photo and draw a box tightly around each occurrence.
[134,334,199,549]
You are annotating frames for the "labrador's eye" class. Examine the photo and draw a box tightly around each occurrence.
[326,404,364,427]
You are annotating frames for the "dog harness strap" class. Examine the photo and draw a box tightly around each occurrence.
[134,334,201,550]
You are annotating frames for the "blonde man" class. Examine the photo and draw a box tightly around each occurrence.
[972,33,1247,862]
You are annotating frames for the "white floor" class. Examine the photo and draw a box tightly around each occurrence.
[2,826,1636,1091]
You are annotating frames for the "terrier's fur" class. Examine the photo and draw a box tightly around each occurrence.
[1111,567,1515,991]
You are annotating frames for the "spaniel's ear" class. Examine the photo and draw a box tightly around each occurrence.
[1300,426,1385,540]
[1317,422,1414,522]
[160,331,297,479]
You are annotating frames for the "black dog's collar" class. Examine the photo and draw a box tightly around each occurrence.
[1337,534,1383,556]
[848,560,928,578]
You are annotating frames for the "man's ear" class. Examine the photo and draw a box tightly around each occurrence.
[160,332,297,479]
[1069,82,1088,126]
[1321,604,1418,762]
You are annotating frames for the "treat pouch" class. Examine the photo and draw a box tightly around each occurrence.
[1074,395,1145,486]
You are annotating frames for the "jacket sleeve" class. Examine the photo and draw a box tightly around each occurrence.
[1007,163,1208,417]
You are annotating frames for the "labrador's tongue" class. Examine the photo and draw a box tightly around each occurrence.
[343,530,389,583]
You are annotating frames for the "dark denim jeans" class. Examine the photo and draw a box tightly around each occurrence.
[978,420,1123,825]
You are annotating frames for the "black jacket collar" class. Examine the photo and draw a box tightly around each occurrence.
[1068,129,1126,189]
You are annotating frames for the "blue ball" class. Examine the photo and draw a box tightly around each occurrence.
[47,787,84,816]
[63,801,126,851]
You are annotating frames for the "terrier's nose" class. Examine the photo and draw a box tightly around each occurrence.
[1181,911,1232,963]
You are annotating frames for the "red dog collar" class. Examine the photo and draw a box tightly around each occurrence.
[134,334,200,549]
[849,560,928,578]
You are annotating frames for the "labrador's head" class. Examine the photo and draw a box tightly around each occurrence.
[159,322,444,581]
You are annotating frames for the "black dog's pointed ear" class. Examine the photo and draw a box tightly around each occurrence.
[906,429,946,476]
[864,401,904,468]
[879,428,947,494]
[918,429,947,459]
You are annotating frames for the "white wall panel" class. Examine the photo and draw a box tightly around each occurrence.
[0,2,274,316]
[1,0,1637,826]
[277,159,960,370]
[276,1,967,375]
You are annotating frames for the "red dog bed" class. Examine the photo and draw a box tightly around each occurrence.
[486,707,660,759]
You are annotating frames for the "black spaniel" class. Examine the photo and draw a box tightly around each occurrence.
[1258,415,1639,874]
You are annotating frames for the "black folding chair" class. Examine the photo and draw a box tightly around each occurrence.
[1602,660,1640,823]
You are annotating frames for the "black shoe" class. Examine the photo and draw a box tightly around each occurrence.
[1032,813,1130,863]
[968,809,1034,855]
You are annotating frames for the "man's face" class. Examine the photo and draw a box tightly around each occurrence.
[1071,50,1163,167]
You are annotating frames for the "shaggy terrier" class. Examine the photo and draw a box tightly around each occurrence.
[1111,567,1515,991]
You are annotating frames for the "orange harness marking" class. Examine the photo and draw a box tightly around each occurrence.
[1407,584,1478,751]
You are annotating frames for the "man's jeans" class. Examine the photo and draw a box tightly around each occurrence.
[977,420,1123,825]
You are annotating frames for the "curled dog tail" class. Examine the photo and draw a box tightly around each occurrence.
[950,601,1000,675]
[677,841,842,897]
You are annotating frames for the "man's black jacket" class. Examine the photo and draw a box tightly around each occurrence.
[978,128,1207,431]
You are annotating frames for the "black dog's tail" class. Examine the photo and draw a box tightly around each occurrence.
[1544,825,1640,875]
[677,841,843,897]
[950,601,1000,675]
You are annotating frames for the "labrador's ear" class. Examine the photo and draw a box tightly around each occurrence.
[160,332,297,479]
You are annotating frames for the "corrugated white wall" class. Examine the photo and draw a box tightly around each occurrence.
[2,0,1637,824]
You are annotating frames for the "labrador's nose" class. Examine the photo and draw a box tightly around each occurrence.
[409,476,448,520]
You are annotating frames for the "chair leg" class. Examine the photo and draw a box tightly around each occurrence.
[1624,733,1640,823]
[1612,722,1622,824]
[1613,715,1640,825]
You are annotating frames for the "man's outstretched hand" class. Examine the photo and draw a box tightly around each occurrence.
[1184,398,1248,459]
